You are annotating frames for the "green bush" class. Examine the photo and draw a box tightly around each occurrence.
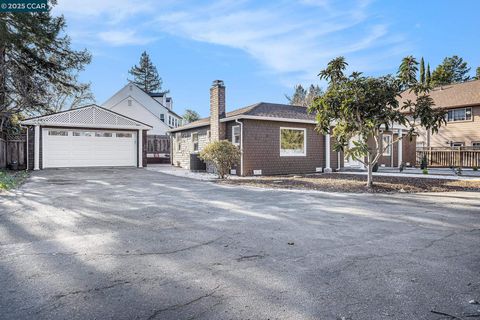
[473,166,478,171]
[0,170,28,190]
[199,140,241,179]
[422,168,429,175]
[420,154,428,170]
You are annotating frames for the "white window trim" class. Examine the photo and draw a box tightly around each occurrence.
[382,134,392,156]
[279,127,307,157]
[232,125,240,146]
[192,132,199,152]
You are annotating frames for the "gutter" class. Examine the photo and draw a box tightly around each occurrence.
[235,119,244,176]
[221,115,317,124]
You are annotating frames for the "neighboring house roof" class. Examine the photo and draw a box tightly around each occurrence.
[21,104,152,130]
[170,102,314,132]
[398,79,480,109]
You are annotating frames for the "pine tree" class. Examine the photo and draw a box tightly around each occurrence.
[305,84,323,107]
[475,67,480,80]
[285,85,307,106]
[0,2,91,131]
[426,63,431,85]
[419,57,425,84]
[129,51,167,94]
[431,55,471,85]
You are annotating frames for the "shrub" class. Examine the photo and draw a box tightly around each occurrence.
[199,140,241,179]
[422,168,429,175]
[473,166,478,171]
[455,167,462,175]
[420,154,428,170]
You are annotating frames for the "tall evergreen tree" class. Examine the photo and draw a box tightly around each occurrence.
[129,51,167,94]
[285,84,307,106]
[426,63,431,85]
[419,57,425,84]
[475,67,480,80]
[0,1,91,131]
[431,55,471,85]
[397,56,418,88]
[305,84,323,107]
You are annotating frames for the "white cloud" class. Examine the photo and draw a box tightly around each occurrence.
[98,30,156,46]
[153,0,409,85]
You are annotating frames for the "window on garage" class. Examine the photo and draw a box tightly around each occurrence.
[73,131,94,137]
[48,130,68,136]
[95,132,113,137]
[116,132,133,138]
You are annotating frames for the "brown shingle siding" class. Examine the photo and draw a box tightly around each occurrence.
[242,120,324,176]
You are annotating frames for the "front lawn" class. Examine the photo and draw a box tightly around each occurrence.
[0,170,28,191]
[220,173,480,193]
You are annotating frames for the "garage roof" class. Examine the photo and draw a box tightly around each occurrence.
[21,105,152,130]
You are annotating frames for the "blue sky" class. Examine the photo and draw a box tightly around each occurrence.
[54,0,480,117]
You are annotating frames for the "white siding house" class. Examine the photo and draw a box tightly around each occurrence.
[102,83,182,135]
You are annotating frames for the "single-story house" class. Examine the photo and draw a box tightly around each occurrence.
[398,79,480,148]
[20,105,151,170]
[169,80,414,176]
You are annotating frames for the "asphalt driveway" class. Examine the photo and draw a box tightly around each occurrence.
[0,168,479,320]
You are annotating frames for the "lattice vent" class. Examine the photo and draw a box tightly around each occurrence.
[116,116,139,126]
[70,108,94,124]
[38,112,70,124]
[94,108,117,125]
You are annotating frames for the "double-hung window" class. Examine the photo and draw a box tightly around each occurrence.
[192,132,199,152]
[447,107,472,122]
[280,128,306,156]
[382,135,392,156]
[232,125,240,146]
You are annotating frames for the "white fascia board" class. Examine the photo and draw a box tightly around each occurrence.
[220,115,317,124]
[20,121,151,130]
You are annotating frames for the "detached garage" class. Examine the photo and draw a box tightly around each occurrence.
[21,105,152,170]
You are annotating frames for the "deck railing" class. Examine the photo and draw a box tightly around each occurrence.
[416,147,480,168]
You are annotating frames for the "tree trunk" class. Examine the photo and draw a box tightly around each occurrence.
[367,163,373,188]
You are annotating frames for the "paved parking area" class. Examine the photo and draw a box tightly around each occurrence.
[0,168,479,319]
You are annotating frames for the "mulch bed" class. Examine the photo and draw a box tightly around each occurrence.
[219,173,480,193]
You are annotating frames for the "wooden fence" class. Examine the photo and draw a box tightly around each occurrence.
[0,133,27,170]
[146,135,170,164]
[416,147,480,168]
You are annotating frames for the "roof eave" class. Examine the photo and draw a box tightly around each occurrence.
[220,115,317,124]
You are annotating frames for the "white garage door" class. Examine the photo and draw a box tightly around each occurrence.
[42,128,137,168]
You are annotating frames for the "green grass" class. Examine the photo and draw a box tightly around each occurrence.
[0,170,28,191]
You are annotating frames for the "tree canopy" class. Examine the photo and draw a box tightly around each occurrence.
[0,1,91,131]
[128,51,167,94]
[183,109,200,123]
[431,55,471,85]
[308,56,445,188]
[286,84,322,107]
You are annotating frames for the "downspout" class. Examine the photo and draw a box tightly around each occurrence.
[337,151,341,171]
[25,126,29,171]
[235,118,244,176]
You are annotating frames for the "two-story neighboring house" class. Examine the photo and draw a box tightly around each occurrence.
[399,79,480,149]
[102,83,183,163]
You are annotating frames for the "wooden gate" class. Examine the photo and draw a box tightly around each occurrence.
[146,135,170,164]
[0,133,27,170]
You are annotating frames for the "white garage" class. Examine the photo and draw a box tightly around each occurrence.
[21,105,152,170]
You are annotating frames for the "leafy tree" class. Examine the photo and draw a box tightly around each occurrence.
[308,57,446,188]
[0,1,91,131]
[431,55,471,85]
[183,109,200,123]
[419,57,425,84]
[397,56,418,88]
[426,63,431,85]
[285,84,307,106]
[129,51,167,94]
[47,83,95,112]
[199,140,241,179]
[286,84,323,107]
[475,66,480,80]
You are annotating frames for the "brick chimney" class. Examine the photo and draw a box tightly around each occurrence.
[210,80,226,141]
